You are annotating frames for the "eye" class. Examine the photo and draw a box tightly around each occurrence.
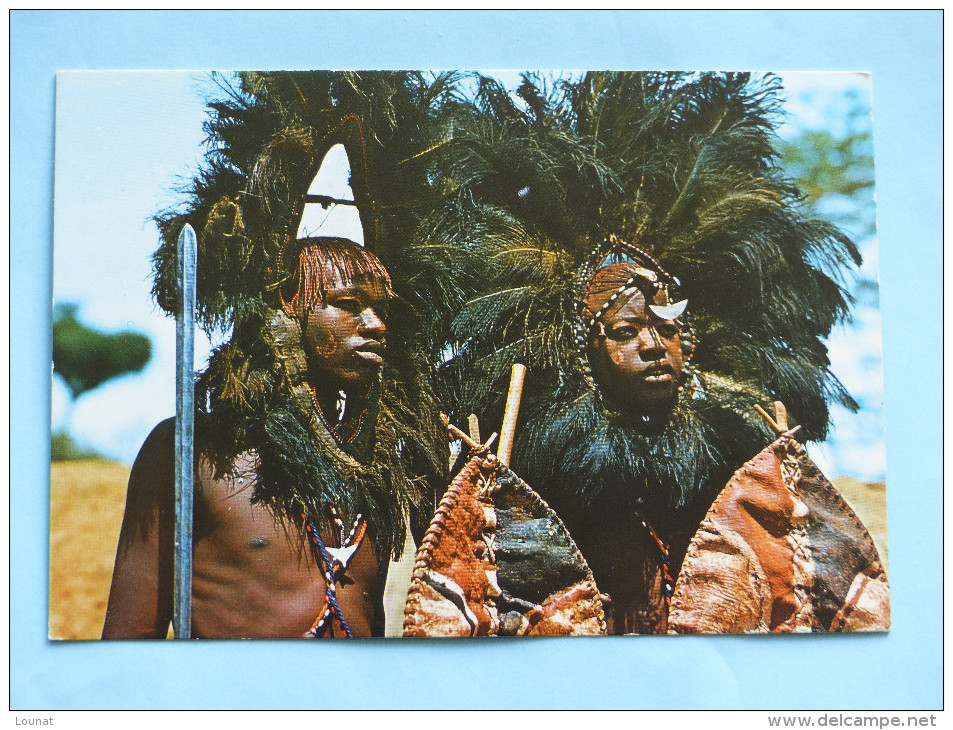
[333,297,362,314]
[606,324,640,341]
[655,322,678,338]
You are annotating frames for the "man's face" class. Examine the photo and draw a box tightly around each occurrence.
[589,288,683,418]
[302,274,389,393]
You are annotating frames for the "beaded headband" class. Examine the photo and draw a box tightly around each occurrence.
[573,235,697,391]
[582,265,688,335]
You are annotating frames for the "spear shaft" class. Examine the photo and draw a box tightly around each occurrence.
[174,224,197,639]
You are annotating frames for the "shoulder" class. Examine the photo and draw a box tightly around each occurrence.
[131,415,263,500]
[122,419,177,516]
[130,419,176,479]
[128,417,225,496]
[137,418,176,459]
[134,415,237,470]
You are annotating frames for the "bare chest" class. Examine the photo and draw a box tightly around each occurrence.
[189,463,383,638]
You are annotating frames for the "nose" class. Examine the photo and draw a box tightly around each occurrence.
[358,307,386,340]
[636,326,666,362]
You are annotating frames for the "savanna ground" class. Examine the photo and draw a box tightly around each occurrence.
[49,460,890,640]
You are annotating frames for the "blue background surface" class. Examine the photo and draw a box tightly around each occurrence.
[12,10,942,710]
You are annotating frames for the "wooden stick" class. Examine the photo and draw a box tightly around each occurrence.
[773,401,789,432]
[468,413,481,444]
[755,403,801,441]
[497,364,527,467]
[754,404,782,434]
[440,413,474,448]
[781,424,803,439]
[441,413,497,454]
[448,422,480,451]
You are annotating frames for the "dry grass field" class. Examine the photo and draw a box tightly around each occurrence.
[49,460,131,640]
[832,475,890,573]
[48,459,414,639]
[49,460,889,640]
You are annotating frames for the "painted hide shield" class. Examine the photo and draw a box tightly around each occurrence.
[403,453,606,637]
[668,432,889,634]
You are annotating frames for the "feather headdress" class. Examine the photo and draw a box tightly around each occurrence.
[151,71,461,558]
[417,72,860,519]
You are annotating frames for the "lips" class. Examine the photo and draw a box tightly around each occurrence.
[354,340,385,365]
[641,363,674,383]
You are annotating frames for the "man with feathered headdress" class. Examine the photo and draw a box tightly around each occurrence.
[103,72,455,638]
[105,235,407,638]
[422,71,888,634]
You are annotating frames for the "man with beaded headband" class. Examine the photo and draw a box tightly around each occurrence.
[567,242,698,631]
[578,243,692,431]
[421,71,888,634]
[511,237,729,634]
[559,241,888,634]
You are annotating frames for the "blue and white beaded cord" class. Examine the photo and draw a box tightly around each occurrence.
[303,506,368,638]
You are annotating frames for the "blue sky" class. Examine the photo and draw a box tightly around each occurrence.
[52,71,218,459]
[51,70,885,481]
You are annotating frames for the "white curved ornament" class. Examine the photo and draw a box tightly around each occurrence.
[649,299,688,320]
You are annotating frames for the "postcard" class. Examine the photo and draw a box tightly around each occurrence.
[51,69,887,639]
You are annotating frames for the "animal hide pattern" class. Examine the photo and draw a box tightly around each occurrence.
[403,453,606,637]
[405,432,889,636]
[668,433,889,634]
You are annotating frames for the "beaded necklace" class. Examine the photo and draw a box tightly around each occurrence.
[302,379,378,636]
[639,516,675,609]
[310,385,368,448]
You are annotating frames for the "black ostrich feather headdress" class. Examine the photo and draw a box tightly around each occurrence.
[150,71,462,558]
[416,71,860,516]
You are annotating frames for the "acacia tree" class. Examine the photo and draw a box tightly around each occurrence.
[52,303,152,456]
[779,87,876,282]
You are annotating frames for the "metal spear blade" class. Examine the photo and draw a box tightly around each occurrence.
[174,223,197,639]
